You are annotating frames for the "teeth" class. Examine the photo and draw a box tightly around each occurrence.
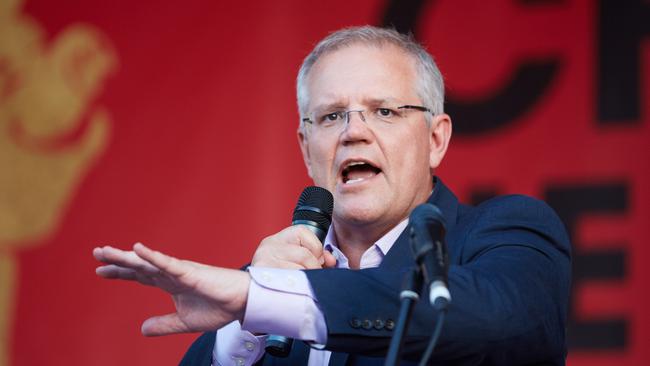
[345,178,364,184]
[341,160,380,185]
[346,161,366,168]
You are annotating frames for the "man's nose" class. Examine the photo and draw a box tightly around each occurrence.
[341,110,373,143]
[345,110,366,125]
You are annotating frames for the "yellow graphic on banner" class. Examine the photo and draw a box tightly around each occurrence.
[0,0,117,364]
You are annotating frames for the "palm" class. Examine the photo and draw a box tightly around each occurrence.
[93,243,249,336]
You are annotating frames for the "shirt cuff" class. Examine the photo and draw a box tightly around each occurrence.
[242,267,327,344]
[214,320,266,366]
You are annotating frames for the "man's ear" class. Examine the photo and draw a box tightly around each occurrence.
[429,113,452,170]
[297,128,313,178]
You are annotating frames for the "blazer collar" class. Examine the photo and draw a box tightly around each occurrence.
[380,177,459,271]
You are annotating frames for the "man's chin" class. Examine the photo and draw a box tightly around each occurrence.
[333,200,384,227]
[332,179,392,223]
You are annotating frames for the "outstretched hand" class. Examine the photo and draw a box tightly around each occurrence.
[93,243,250,336]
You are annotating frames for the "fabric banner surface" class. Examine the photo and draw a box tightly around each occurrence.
[1,0,648,365]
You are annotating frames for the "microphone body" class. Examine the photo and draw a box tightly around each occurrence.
[409,204,451,310]
[265,186,333,357]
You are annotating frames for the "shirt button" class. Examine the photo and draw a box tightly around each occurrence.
[286,276,296,287]
[349,318,362,329]
[261,272,271,282]
[244,341,255,351]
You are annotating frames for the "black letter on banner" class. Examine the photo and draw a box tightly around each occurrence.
[597,0,650,124]
[381,0,563,136]
[546,183,628,350]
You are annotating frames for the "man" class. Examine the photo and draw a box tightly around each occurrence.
[94,26,571,365]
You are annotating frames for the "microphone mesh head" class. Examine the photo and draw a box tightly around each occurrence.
[410,204,445,227]
[293,186,333,230]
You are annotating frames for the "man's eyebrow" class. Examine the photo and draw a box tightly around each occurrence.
[311,101,348,112]
[312,97,402,110]
[362,97,400,105]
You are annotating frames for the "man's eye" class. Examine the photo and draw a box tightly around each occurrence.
[320,112,343,122]
[377,108,397,118]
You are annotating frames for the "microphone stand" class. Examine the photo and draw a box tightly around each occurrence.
[384,267,422,366]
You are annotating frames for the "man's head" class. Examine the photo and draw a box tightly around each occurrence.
[296,26,452,237]
[297,26,445,126]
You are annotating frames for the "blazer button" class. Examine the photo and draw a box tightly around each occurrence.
[385,319,395,330]
[349,318,362,329]
[374,319,385,330]
[362,319,373,330]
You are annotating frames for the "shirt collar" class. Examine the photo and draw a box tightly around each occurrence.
[323,218,409,259]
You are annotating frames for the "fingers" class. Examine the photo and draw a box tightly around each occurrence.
[133,243,187,277]
[322,250,337,268]
[93,245,159,275]
[282,245,323,269]
[141,313,188,336]
[292,226,326,259]
[95,265,156,286]
[252,226,330,269]
[252,247,321,269]
[96,264,137,279]
[253,240,324,269]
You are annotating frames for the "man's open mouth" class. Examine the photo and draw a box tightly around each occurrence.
[341,161,382,184]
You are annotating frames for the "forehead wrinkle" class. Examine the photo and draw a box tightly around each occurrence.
[361,96,402,106]
[311,95,406,113]
[306,45,421,112]
[310,95,349,113]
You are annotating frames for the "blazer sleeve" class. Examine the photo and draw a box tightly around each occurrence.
[303,195,571,364]
[179,331,215,366]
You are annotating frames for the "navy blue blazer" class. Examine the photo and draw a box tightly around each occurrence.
[180,179,571,365]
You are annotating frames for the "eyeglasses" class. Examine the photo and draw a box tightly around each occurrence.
[302,105,432,136]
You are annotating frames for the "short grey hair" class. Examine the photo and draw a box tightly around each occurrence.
[296,26,445,127]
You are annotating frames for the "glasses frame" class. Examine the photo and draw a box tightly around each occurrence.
[301,105,432,126]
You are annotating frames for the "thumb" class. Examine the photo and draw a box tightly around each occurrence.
[322,250,337,268]
[141,313,187,336]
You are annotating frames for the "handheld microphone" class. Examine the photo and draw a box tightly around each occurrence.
[265,186,333,357]
[409,204,451,311]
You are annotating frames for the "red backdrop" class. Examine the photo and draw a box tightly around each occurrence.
[4,0,649,365]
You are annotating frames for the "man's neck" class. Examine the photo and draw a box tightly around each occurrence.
[332,219,399,269]
[332,179,437,269]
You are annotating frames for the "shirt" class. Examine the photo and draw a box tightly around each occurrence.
[214,219,409,366]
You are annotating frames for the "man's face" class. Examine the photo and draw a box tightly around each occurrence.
[298,43,450,232]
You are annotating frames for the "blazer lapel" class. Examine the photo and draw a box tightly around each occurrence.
[380,177,459,271]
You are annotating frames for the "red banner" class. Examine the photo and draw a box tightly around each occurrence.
[2,0,648,365]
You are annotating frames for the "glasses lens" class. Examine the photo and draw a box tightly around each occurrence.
[306,104,429,135]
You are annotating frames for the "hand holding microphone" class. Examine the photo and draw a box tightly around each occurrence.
[251,186,334,357]
[252,187,336,271]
